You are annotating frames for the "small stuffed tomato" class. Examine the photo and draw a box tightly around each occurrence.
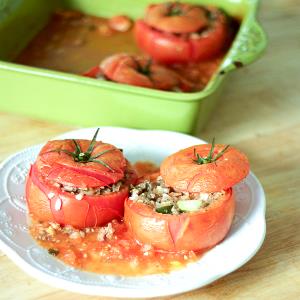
[135,2,229,64]
[125,142,249,251]
[83,53,194,92]
[26,129,137,228]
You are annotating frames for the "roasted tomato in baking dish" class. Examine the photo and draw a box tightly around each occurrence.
[125,141,249,251]
[135,2,229,64]
[83,53,194,92]
[26,129,137,228]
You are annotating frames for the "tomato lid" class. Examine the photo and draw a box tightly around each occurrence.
[160,144,250,193]
[36,139,126,188]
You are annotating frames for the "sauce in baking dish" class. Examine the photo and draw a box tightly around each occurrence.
[16,11,140,74]
[16,10,239,91]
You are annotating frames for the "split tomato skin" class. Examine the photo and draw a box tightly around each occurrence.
[134,8,228,64]
[36,139,127,188]
[160,144,250,193]
[124,188,234,251]
[26,163,137,228]
[26,170,129,228]
[83,53,194,91]
[99,53,191,91]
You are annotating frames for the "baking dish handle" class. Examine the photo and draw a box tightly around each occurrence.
[219,20,267,74]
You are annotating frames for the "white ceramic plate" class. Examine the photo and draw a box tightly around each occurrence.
[0,127,266,298]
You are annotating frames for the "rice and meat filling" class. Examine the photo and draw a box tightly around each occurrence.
[58,180,123,195]
[32,220,116,243]
[129,176,225,214]
[52,176,127,199]
[48,165,135,199]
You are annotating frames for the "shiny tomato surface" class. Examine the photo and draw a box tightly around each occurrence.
[30,218,200,275]
[160,144,250,193]
[26,139,137,228]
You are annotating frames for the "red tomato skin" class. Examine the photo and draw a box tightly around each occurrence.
[26,163,137,228]
[134,12,228,64]
[82,65,103,78]
[160,144,250,193]
[36,140,127,189]
[189,11,228,62]
[124,188,234,251]
[135,20,190,64]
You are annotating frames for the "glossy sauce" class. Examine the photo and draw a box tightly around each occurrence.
[15,10,237,91]
[29,161,202,276]
[30,218,202,276]
[16,11,140,74]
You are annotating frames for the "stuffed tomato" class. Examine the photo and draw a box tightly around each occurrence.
[26,129,137,228]
[125,142,249,251]
[83,53,193,92]
[135,2,230,64]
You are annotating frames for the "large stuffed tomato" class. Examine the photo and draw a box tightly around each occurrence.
[26,131,137,228]
[135,3,229,64]
[124,143,249,251]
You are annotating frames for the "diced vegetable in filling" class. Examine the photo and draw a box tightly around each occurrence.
[51,173,130,198]
[56,180,124,196]
[129,176,224,214]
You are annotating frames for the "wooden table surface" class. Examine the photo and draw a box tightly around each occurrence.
[1,1,300,299]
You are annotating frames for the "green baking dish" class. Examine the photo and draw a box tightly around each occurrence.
[0,0,266,133]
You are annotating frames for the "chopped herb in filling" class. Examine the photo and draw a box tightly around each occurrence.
[129,176,224,214]
[51,171,132,197]
[55,180,124,196]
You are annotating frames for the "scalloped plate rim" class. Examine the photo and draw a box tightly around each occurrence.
[0,126,266,298]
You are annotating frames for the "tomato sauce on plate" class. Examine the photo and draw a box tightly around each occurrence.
[29,161,204,276]
[30,218,203,276]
